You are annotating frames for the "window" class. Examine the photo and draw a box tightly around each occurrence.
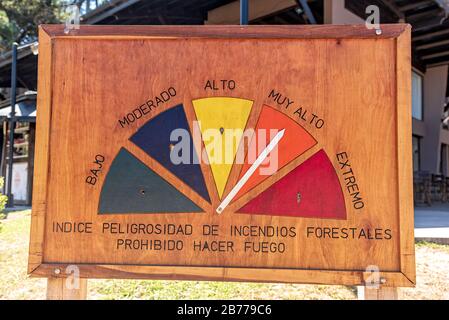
[412,71,423,120]
[413,135,421,172]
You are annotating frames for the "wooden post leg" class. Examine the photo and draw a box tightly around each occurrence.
[46,278,88,300]
[358,286,398,300]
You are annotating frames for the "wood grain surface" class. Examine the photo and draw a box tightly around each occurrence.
[28,24,415,287]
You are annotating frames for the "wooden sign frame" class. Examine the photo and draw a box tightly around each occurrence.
[28,24,415,287]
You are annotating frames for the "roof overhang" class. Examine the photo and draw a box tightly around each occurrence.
[346,0,449,70]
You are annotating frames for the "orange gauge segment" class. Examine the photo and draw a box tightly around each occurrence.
[234,105,317,200]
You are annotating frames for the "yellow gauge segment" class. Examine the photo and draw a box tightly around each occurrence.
[192,97,253,199]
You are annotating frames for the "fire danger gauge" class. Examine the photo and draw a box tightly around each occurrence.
[99,99,346,219]
[29,25,415,287]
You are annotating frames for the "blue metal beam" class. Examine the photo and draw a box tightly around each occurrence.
[297,0,317,24]
[83,0,141,24]
[240,0,249,25]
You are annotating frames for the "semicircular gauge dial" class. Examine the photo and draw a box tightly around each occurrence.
[97,100,346,220]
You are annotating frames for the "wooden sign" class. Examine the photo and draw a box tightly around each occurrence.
[29,25,415,287]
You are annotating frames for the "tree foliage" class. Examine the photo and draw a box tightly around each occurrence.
[0,177,8,220]
[0,0,66,51]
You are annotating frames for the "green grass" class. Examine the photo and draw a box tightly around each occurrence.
[88,279,356,300]
[0,210,47,299]
[415,241,449,253]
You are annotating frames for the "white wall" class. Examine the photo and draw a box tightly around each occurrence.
[324,0,364,24]
[422,65,448,173]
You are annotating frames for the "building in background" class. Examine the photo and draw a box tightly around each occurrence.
[0,0,448,205]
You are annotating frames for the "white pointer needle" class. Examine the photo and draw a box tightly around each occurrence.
[216,129,285,214]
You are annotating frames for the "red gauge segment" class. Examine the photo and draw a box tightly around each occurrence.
[238,149,346,219]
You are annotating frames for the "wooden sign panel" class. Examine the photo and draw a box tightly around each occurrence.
[29,25,415,287]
